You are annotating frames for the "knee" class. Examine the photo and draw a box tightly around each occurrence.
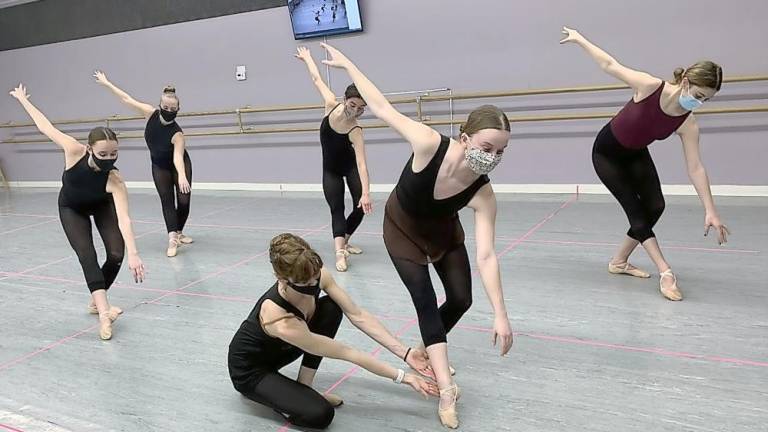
[106,249,124,264]
[300,402,335,429]
[648,198,665,220]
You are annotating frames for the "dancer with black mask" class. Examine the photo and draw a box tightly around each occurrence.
[9,84,146,340]
[228,233,437,429]
[295,46,373,272]
[94,71,193,258]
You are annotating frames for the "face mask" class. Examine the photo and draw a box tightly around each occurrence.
[90,151,116,171]
[287,280,321,296]
[678,84,703,111]
[464,146,502,175]
[159,107,178,122]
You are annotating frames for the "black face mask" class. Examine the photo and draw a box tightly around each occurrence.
[287,280,321,296]
[159,108,178,122]
[90,152,116,171]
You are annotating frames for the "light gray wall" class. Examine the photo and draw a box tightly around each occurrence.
[1,0,767,186]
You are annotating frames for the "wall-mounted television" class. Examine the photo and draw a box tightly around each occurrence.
[287,0,363,40]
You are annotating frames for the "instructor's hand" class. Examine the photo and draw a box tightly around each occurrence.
[406,348,435,380]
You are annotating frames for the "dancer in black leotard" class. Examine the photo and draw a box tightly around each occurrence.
[295,46,373,272]
[561,27,730,301]
[94,71,193,258]
[320,44,514,429]
[227,233,437,429]
[9,84,146,340]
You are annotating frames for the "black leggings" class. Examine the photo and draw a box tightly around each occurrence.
[389,245,472,347]
[592,124,665,243]
[239,297,343,429]
[59,199,125,293]
[152,152,192,233]
[322,164,364,239]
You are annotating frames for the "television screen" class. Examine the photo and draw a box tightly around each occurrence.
[287,0,363,40]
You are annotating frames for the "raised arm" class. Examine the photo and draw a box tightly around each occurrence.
[9,84,83,156]
[93,71,155,118]
[294,46,338,114]
[467,184,513,356]
[677,116,730,244]
[319,269,434,378]
[320,43,440,158]
[560,27,659,92]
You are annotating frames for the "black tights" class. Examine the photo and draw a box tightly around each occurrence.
[59,199,124,293]
[152,152,192,233]
[322,164,364,239]
[389,245,472,347]
[592,124,665,243]
[240,297,343,429]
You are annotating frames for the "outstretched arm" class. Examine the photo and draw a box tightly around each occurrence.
[560,26,659,92]
[294,46,338,114]
[320,43,440,158]
[93,70,155,118]
[9,84,83,155]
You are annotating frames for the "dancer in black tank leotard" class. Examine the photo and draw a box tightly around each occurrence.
[295,46,373,272]
[561,27,730,301]
[320,43,514,429]
[227,233,437,429]
[94,71,193,258]
[9,84,146,340]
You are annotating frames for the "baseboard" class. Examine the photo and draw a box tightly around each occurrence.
[6,182,768,197]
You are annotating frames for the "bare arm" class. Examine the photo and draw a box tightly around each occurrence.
[171,132,191,194]
[320,43,440,159]
[677,116,730,244]
[9,84,83,157]
[467,184,513,355]
[106,171,146,282]
[560,27,659,92]
[93,71,155,118]
[294,46,338,113]
[320,269,409,359]
[349,129,373,214]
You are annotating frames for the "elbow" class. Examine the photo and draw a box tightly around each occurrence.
[687,163,705,179]
[476,252,497,268]
[600,59,618,73]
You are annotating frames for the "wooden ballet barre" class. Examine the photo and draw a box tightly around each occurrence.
[1,75,765,130]
[3,105,766,144]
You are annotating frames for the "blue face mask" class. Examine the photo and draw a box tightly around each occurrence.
[678,85,704,111]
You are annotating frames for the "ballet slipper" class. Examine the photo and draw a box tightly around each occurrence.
[345,244,363,255]
[89,303,122,320]
[167,237,180,257]
[438,384,460,429]
[660,269,683,301]
[335,249,349,272]
[178,233,194,244]
[608,261,651,278]
[323,393,344,407]
[98,313,113,340]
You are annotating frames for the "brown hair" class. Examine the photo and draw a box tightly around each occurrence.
[161,85,179,104]
[459,104,510,136]
[87,126,118,145]
[672,61,723,91]
[344,84,365,103]
[269,233,323,283]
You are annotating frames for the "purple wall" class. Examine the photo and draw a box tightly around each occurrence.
[1,0,767,186]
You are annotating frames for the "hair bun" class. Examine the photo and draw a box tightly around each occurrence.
[673,68,685,83]
[162,85,176,94]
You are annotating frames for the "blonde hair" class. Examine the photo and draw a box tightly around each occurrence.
[268,233,323,283]
[161,85,179,104]
[672,61,723,91]
[459,105,510,136]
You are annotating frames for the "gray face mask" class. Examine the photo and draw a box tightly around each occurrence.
[464,146,502,175]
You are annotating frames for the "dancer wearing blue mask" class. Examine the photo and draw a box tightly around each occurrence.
[560,26,730,301]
